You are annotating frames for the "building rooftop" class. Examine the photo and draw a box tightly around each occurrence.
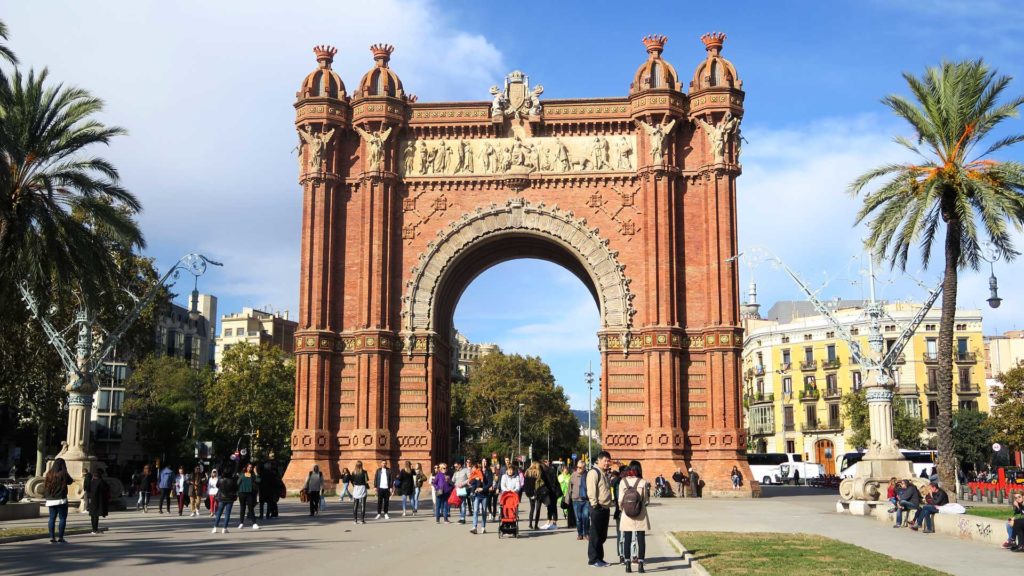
[763,299,867,324]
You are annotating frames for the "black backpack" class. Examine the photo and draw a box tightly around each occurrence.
[621,477,644,519]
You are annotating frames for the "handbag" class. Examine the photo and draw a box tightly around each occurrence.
[448,490,462,506]
[299,488,309,503]
[457,486,468,498]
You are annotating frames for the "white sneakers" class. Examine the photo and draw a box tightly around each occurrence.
[402,512,407,517]
[375,514,381,519]
[252,524,260,530]
[211,527,217,534]
[222,527,228,534]
[238,523,244,529]
[384,514,390,520]
[481,527,486,533]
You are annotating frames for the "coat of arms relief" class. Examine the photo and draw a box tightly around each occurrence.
[490,70,543,118]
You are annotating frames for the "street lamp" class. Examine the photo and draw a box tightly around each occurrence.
[456,424,462,457]
[981,243,1002,309]
[517,402,524,463]
[585,362,594,463]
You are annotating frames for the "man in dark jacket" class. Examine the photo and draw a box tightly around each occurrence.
[688,467,701,498]
[374,461,392,520]
[913,481,948,533]
[894,480,921,527]
[672,468,686,498]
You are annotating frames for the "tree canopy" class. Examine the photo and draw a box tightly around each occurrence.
[842,390,924,450]
[989,366,1024,451]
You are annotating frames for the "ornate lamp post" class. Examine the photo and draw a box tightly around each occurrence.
[20,253,221,501]
[980,243,1003,309]
[517,402,525,463]
[585,362,594,463]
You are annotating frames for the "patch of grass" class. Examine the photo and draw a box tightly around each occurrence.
[963,507,1017,521]
[0,527,49,538]
[675,531,951,576]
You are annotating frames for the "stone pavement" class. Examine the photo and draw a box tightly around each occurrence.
[0,488,1017,575]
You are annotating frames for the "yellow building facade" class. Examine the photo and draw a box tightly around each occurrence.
[742,299,988,475]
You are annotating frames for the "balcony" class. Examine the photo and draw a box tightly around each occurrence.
[800,360,818,372]
[800,389,820,401]
[956,382,981,395]
[922,352,939,364]
[824,386,842,400]
[801,419,844,433]
[783,422,795,432]
[748,392,775,405]
[749,422,775,436]
[893,353,906,365]
[822,358,841,370]
[779,362,792,373]
[955,351,978,364]
[754,365,766,376]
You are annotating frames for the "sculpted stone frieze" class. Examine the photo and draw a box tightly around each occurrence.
[398,134,636,177]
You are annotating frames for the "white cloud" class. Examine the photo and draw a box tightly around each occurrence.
[3,0,507,317]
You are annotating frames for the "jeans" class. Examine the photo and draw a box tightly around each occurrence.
[47,503,68,540]
[158,488,171,511]
[917,504,939,531]
[888,497,899,509]
[214,500,234,528]
[573,500,591,537]
[895,499,918,525]
[488,491,498,517]
[623,531,646,561]
[459,496,468,521]
[412,486,421,512]
[139,490,151,509]
[472,495,488,529]
[353,496,367,521]
[435,494,450,521]
[588,505,610,564]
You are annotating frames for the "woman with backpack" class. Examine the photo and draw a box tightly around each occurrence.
[618,461,651,573]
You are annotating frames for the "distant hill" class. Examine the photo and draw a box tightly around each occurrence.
[572,409,593,427]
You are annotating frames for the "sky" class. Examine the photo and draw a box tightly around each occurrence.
[6,1,1024,409]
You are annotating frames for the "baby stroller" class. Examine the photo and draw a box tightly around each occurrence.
[498,491,520,538]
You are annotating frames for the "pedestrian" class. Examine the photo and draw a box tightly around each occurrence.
[541,459,563,530]
[611,464,627,564]
[80,469,91,515]
[304,465,324,517]
[397,461,415,516]
[212,465,238,534]
[586,451,613,568]
[488,462,501,521]
[688,467,700,498]
[43,458,74,543]
[433,463,452,524]
[344,461,370,524]
[469,460,492,534]
[237,462,260,530]
[86,468,110,535]
[452,460,470,524]
[414,463,427,515]
[500,463,522,494]
[189,465,205,517]
[672,467,685,498]
[207,469,220,517]
[730,465,742,490]
[258,461,280,520]
[558,463,576,529]
[174,465,189,516]
[338,467,352,503]
[524,460,543,530]
[374,460,392,520]
[157,463,174,513]
[137,464,153,511]
[619,461,651,573]
[569,459,590,541]
[429,465,439,514]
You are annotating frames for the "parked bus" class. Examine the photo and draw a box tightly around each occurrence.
[837,450,937,478]
[747,453,822,485]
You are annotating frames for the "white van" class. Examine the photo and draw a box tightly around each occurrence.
[747,452,822,485]
[837,450,936,478]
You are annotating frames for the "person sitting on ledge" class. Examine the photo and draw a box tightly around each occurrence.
[886,477,899,513]
[1003,492,1024,550]
[893,479,921,528]
[911,481,948,533]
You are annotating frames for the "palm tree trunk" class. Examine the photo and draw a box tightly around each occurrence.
[936,212,960,499]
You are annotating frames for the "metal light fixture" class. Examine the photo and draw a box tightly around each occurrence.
[981,243,1003,309]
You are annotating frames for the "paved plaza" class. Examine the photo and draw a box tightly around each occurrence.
[0,489,1015,575]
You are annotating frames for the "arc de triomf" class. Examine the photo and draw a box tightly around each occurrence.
[284,32,753,496]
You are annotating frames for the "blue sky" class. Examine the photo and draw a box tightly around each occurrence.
[6,1,1024,408]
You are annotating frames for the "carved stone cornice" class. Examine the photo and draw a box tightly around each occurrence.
[299,172,344,187]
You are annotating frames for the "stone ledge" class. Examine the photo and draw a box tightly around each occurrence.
[837,499,1006,548]
[0,502,41,521]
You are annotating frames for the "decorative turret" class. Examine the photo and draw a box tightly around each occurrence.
[630,34,682,94]
[691,32,741,91]
[356,43,407,99]
[298,45,347,100]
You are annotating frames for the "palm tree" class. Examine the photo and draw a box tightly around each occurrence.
[0,68,144,307]
[850,60,1024,493]
[0,19,17,67]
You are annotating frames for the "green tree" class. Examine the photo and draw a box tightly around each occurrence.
[850,60,1024,490]
[457,352,580,461]
[989,366,1024,451]
[0,67,144,309]
[0,19,17,69]
[842,390,924,450]
[123,355,211,463]
[205,343,294,460]
[951,409,991,470]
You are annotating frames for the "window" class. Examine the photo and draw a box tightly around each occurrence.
[804,375,816,388]
[825,373,838,393]
[804,347,814,363]
[166,330,177,356]
[957,337,968,354]
[850,327,860,336]
[804,334,813,341]
[852,371,862,391]
[959,367,971,385]
[885,338,896,353]
[828,403,840,424]
[826,344,837,362]
[184,334,193,362]
[956,323,967,331]
[884,324,896,332]
[903,397,921,419]
[756,378,764,395]
[927,368,937,387]
[225,328,233,337]
[786,440,796,454]
[958,400,978,411]
[783,377,793,395]
[926,338,937,358]
[783,406,794,430]
[782,349,791,366]
[805,405,817,426]
[826,331,835,339]
[781,336,790,344]
[927,400,939,425]
[925,324,936,331]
